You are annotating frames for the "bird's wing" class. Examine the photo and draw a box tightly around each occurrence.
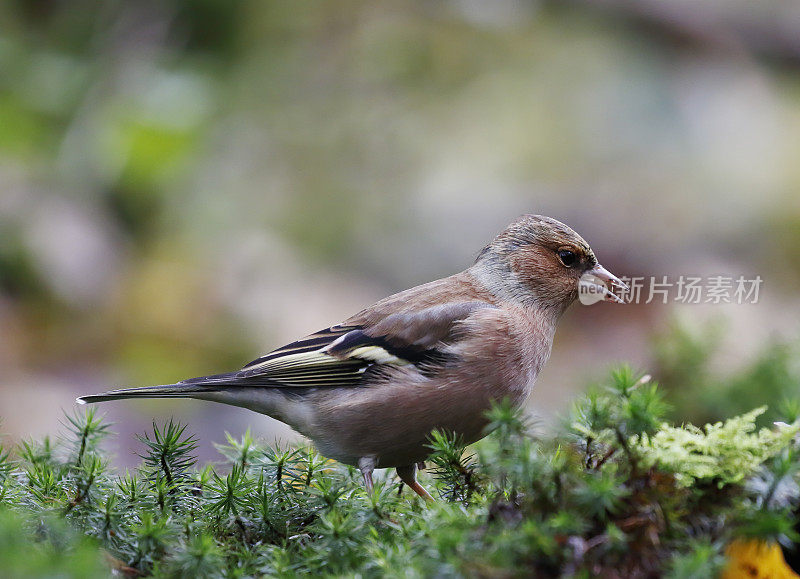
[219,300,497,389]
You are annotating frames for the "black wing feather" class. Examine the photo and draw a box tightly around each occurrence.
[185,302,492,390]
[242,325,355,369]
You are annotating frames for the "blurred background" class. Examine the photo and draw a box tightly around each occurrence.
[2,0,800,466]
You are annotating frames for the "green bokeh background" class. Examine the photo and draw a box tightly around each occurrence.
[2,0,800,464]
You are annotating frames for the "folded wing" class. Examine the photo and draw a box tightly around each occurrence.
[236,301,496,388]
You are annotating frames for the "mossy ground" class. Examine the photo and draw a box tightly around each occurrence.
[2,364,800,578]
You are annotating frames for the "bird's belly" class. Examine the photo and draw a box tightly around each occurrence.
[306,376,531,468]
[312,420,489,468]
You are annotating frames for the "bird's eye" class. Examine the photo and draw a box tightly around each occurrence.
[558,249,578,267]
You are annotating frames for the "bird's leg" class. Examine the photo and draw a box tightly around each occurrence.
[396,464,434,501]
[358,456,376,494]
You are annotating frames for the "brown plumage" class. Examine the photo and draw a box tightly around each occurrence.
[78,215,625,499]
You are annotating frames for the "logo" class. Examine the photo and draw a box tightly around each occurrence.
[579,272,611,305]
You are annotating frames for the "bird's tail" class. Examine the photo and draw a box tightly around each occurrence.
[76,372,239,404]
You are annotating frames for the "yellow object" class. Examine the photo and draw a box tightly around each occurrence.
[722,539,799,579]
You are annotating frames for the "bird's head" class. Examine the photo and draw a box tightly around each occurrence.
[471,215,626,315]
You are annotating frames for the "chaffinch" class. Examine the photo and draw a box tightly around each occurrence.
[78,215,625,499]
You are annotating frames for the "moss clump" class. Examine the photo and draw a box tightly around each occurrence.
[1,367,800,577]
[634,407,800,488]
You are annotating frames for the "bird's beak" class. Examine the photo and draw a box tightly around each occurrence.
[582,265,628,304]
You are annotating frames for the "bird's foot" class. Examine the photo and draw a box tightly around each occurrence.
[358,456,376,494]
[397,463,434,501]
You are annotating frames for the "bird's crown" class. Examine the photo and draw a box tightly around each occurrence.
[476,214,596,264]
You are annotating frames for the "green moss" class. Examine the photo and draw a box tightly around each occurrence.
[634,408,800,488]
[1,368,800,577]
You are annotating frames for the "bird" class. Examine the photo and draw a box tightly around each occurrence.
[78,215,626,500]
